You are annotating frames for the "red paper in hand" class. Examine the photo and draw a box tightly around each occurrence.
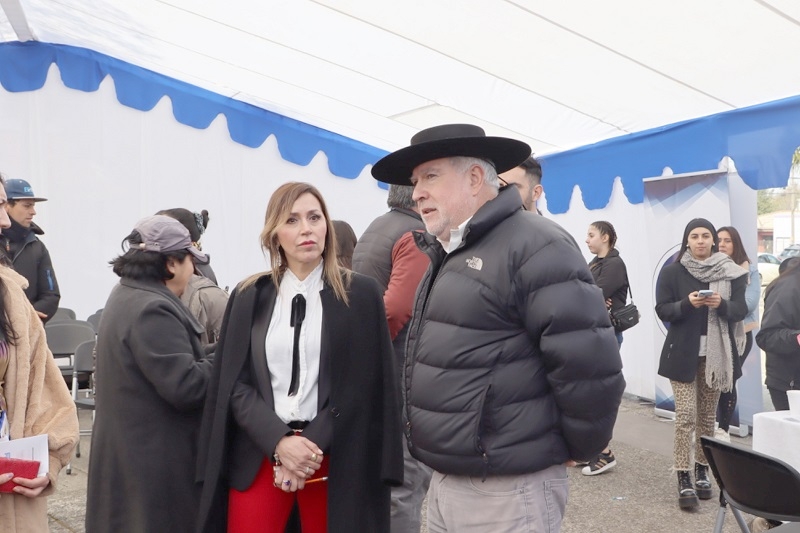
[0,458,41,493]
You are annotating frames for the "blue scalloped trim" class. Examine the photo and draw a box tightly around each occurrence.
[2,41,798,212]
[0,41,388,180]
[541,93,800,213]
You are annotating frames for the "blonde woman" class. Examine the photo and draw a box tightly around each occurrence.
[197,182,402,533]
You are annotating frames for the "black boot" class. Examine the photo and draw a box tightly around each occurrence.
[695,463,713,500]
[677,470,699,510]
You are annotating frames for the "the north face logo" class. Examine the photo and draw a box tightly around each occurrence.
[466,256,483,271]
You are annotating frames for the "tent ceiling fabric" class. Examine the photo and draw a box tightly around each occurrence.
[2,0,800,156]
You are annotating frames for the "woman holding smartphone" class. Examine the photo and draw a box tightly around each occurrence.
[655,218,747,511]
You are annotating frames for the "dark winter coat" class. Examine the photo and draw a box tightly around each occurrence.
[405,187,625,477]
[588,248,630,314]
[86,278,213,533]
[756,272,800,391]
[196,272,403,533]
[352,207,425,367]
[655,261,748,383]
[2,220,60,322]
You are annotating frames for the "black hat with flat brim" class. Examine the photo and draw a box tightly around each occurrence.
[371,124,531,186]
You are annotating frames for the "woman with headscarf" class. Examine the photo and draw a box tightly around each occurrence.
[0,175,78,533]
[85,215,214,532]
[196,182,402,533]
[655,218,747,511]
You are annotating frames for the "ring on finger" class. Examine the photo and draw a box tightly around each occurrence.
[305,466,311,475]
[311,452,318,462]
[283,479,291,487]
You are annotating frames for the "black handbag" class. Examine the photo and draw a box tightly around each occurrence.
[610,285,640,332]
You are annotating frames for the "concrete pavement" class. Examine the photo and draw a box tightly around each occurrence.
[50,395,762,532]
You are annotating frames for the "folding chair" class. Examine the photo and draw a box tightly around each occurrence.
[45,320,96,384]
[86,308,103,332]
[50,307,77,322]
[67,339,96,475]
[701,436,800,532]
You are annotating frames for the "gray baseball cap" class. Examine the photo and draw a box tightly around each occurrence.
[133,215,208,264]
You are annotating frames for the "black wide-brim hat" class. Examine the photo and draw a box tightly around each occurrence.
[371,124,531,185]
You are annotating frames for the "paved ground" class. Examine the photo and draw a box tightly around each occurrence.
[49,395,763,532]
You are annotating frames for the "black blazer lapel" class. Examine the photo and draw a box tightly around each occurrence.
[300,287,348,452]
[250,282,277,404]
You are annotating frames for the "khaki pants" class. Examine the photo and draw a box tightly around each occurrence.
[426,464,568,533]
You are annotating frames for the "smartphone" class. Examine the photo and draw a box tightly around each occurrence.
[698,290,714,297]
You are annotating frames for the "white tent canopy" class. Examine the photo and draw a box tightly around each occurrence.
[3,0,800,155]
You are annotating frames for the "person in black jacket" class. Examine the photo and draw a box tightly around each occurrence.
[371,124,625,532]
[583,220,630,477]
[756,258,800,411]
[655,218,747,511]
[1,179,60,322]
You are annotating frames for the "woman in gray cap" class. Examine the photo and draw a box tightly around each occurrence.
[85,215,214,533]
[157,208,228,345]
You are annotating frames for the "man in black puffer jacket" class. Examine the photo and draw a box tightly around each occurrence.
[372,124,625,532]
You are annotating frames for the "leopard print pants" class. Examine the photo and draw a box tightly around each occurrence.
[670,359,721,470]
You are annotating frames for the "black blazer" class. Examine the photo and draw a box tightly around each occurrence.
[655,261,748,383]
[196,272,403,532]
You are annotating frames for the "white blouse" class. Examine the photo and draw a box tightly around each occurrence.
[266,262,324,424]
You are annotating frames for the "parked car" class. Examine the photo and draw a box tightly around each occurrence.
[778,244,800,261]
[757,253,781,286]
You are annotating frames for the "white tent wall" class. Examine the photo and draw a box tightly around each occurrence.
[543,179,654,399]
[0,65,389,319]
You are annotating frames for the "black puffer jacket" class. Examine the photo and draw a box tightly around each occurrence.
[405,187,625,477]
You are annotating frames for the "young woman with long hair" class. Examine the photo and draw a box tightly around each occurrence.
[714,226,760,441]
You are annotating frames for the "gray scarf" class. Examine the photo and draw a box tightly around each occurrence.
[680,251,747,392]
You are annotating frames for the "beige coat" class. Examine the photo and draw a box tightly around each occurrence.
[0,267,79,532]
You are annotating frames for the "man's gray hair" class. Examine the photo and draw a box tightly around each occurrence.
[387,184,416,209]
[450,157,499,190]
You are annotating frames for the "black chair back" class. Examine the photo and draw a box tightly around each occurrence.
[701,436,800,523]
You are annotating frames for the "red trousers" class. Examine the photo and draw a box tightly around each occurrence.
[228,456,330,533]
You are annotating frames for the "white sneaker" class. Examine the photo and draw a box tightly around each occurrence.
[715,428,730,442]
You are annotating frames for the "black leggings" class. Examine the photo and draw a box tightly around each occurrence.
[768,387,790,411]
[717,332,753,431]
